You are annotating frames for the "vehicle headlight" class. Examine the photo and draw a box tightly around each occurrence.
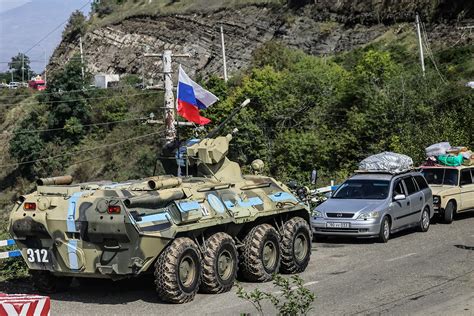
[357,211,380,220]
[433,196,440,205]
[313,210,323,218]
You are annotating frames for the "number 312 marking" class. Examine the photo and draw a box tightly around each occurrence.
[26,249,49,263]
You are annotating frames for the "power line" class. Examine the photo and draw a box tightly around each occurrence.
[66,147,124,168]
[0,90,163,107]
[1,129,165,168]
[421,21,448,84]
[0,83,155,100]
[0,117,147,137]
[0,60,47,64]
[24,0,92,55]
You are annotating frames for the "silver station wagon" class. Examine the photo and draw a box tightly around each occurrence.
[311,171,434,242]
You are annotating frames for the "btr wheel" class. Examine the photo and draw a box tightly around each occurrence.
[201,232,238,294]
[444,201,455,224]
[154,237,202,304]
[30,270,72,293]
[280,217,311,274]
[418,207,430,232]
[239,224,281,282]
[378,216,390,243]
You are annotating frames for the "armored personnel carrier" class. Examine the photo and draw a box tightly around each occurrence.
[9,132,312,304]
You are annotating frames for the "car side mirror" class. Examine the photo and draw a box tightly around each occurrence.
[394,194,406,201]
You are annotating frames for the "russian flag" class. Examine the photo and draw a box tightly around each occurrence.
[177,66,218,125]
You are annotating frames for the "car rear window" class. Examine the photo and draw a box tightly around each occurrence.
[403,177,418,195]
[414,175,429,190]
[460,169,473,185]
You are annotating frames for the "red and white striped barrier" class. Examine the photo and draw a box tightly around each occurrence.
[0,294,50,316]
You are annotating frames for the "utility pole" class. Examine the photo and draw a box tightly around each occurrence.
[44,50,47,85]
[79,36,85,84]
[415,13,425,77]
[220,25,228,82]
[21,53,25,84]
[144,50,191,144]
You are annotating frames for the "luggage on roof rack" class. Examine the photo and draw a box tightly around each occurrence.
[425,142,451,157]
[358,152,414,174]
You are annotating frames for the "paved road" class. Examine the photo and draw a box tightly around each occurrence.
[3,213,474,315]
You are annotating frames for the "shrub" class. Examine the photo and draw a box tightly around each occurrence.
[237,274,315,316]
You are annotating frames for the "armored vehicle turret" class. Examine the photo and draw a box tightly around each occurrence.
[9,131,312,304]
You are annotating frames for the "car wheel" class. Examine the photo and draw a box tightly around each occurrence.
[280,217,311,274]
[444,201,455,224]
[154,237,202,304]
[239,224,281,282]
[378,216,390,243]
[200,232,238,294]
[418,207,430,232]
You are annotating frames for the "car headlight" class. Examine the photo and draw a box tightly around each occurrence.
[357,211,380,220]
[433,196,440,205]
[313,210,323,218]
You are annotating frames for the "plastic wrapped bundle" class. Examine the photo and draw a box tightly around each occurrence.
[425,142,451,157]
[359,152,414,173]
[437,154,463,167]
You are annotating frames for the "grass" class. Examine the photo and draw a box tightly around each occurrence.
[0,224,28,282]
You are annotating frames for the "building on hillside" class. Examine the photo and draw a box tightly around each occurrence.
[94,74,120,89]
[28,75,46,91]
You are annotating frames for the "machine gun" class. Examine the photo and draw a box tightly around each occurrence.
[203,99,250,139]
[288,181,330,209]
[159,99,250,176]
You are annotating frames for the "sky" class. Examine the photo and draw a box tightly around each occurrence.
[0,0,91,73]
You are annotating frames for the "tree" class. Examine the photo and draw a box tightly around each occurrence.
[8,53,33,82]
[354,50,398,87]
[9,112,46,179]
[38,53,93,143]
[62,10,87,42]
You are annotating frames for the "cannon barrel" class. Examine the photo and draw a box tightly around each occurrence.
[124,189,185,208]
[204,98,249,139]
[37,175,73,186]
[147,177,182,190]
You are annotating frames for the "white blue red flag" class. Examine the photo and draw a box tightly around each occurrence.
[177,65,218,125]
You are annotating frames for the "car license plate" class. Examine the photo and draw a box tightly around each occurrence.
[326,222,350,228]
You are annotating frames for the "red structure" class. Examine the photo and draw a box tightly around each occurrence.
[28,75,46,91]
[0,294,50,316]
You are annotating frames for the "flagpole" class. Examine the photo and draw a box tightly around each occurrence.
[176,65,180,121]
[176,65,181,176]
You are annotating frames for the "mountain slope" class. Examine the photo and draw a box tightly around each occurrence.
[48,0,473,79]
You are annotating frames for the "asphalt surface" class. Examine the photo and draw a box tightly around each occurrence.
[3,213,474,315]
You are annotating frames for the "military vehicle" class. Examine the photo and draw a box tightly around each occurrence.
[8,102,312,304]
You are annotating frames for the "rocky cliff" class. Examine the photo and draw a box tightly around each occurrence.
[48,0,473,80]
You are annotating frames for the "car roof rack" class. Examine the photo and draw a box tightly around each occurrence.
[354,169,415,176]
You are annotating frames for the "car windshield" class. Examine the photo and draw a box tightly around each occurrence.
[332,179,390,200]
[421,168,459,186]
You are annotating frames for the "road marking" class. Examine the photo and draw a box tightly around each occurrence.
[303,281,319,287]
[385,253,417,262]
